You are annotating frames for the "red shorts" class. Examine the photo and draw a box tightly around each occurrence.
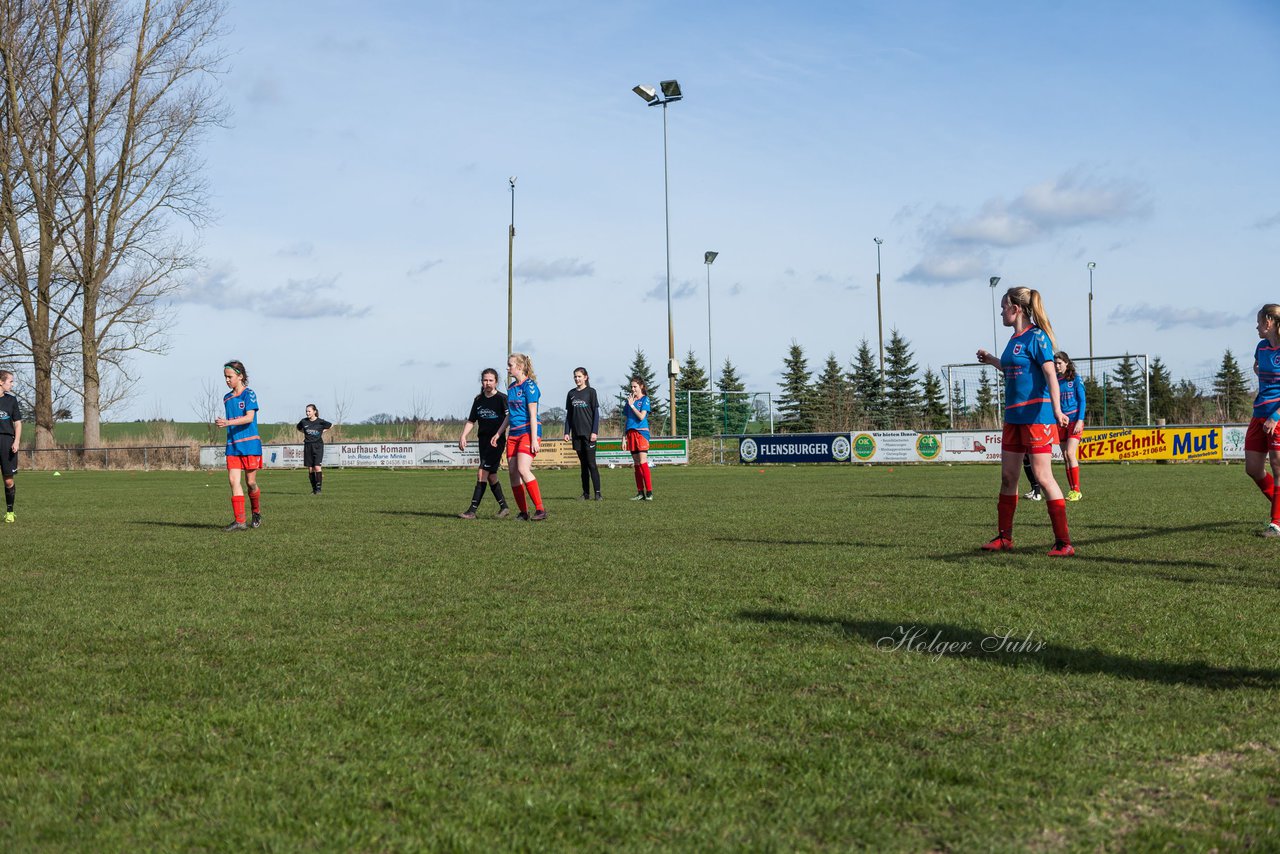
[226,454,263,471]
[1003,423,1055,454]
[1245,417,1280,453]
[1056,422,1083,445]
[625,430,650,453]
[506,433,537,459]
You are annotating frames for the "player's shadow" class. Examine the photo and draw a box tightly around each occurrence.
[375,510,462,519]
[131,520,222,530]
[857,493,991,501]
[738,609,1280,690]
[714,536,893,548]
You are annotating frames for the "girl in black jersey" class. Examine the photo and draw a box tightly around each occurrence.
[563,367,602,500]
[296,404,332,494]
[458,368,511,518]
[0,370,22,523]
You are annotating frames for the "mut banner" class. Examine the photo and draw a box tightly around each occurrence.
[739,434,852,464]
[1076,427,1222,461]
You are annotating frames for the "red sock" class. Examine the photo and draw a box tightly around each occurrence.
[1066,465,1080,492]
[513,484,527,513]
[641,463,653,492]
[634,466,644,492]
[525,479,543,511]
[1254,473,1275,501]
[1270,488,1280,526]
[997,493,1017,541]
[249,488,261,513]
[231,495,246,523]
[1047,498,1070,544]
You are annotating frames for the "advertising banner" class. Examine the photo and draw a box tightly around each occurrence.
[1076,426,1222,461]
[201,438,688,469]
[738,434,851,464]
[1222,424,1246,461]
[596,438,687,466]
[850,431,948,464]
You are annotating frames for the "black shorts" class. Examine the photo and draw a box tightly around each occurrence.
[303,444,324,467]
[0,441,17,478]
[571,435,596,457]
[478,439,503,473]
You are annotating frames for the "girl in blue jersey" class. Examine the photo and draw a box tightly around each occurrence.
[624,376,653,500]
[491,353,546,521]
[976,287,1074,556]
[1245,304,1280,537]
[1021,351,1087,501]
[214,359,263,531]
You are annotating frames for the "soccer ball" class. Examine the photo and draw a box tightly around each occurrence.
[608,463,616,469]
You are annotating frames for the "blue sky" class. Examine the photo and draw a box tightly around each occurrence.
[128,0,1280,423]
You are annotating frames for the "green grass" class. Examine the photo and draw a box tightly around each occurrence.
[1,464,1277,851]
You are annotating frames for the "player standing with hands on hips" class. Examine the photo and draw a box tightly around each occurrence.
[216,360,264,531]
[564,367,602,500]
[1244,304,1280,537]
[458,368,511,519]
[976,287,1074,556]
[296,404,332,494]
[492,353,546,521]
[624,376,654,500]
[0,371,22,523]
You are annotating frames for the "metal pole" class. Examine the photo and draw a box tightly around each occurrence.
[1088,262,1095,381]
[990,285,998,355]
[875,238,884,380]
[662,101,676,437]
[706,262,713,394]
[507,178,516,378]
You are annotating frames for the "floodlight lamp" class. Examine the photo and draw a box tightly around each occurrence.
[660,80,682,99]
[509,176,516,187]
[873,237,883,245]
[632,84,657,103]
[989,276,1001,288]
[1087,261,1096,270]
[704,251,718,265]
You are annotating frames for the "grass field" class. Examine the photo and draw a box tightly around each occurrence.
[1,463,1277,851]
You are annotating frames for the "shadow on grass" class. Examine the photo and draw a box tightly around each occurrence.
[739,609,1280,690]
[858,493,991,501]
[131,520,221,530]
[714,536,894,548]
[375,510,468,520]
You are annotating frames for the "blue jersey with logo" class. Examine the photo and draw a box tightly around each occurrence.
[223,387,262,456]
[1059,376,1087,423]
[625,395,650,439]
[507,378,541,438]
[1001,326,1056,425]
[1254,340,1280,419]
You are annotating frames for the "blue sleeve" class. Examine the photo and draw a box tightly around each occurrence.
[1033,330,1054,365]
[527,381,541,404]
[245,389,259,411]
[1077,381,1086,422]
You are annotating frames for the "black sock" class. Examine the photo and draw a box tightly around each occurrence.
[308,471,316,489]
[470,481,487,509]
[4,484,13,511]
[315,472,322,489]
[490,481,507,509]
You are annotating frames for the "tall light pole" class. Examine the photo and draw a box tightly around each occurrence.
[873,237,885,380]
[507,177,516,374]
[704,251,718,393]
[634,80,683,435]
[988,276,1002,354]
[1087,261,1096,380]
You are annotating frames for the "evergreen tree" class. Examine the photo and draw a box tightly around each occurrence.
[777,340,815,432]
[848,338,885,429]
[717,358,753,434]
[1171,378,1206,424]
[1148,357,1174,422]
[1213,349,1252,422]
[1111,354,1142,425]
[951,380,970,422]
[675,349,716,437]
[920,367,948,430]
[620,349,667,434]
[812,352,852,431]
[1081,376,1102,426]
[975,369,998,427]
[883,328,919,427]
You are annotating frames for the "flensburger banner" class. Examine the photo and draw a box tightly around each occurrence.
[738,434,852,464]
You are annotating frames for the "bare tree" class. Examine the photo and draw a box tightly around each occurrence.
[0,2,84,449]
[189,374,218,443]
[60,0,227,448]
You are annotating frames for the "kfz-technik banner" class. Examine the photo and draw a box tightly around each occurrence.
[1076,426,1222,461]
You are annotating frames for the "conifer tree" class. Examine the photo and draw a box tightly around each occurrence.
[920,367,948,430]
[777,340,815,432]
[1213,349,1251,422]
[675,349,716,437]
[1148,357,1173,422]
[883,328,920,427]
[975,369,998,428]
[848,339,884,428]
[717,358,753,434]
[813,352,852,431]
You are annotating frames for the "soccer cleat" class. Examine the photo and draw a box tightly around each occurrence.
[980,536,1014,552]
[4,511,13,523]
[531,509,548,521]
[594,492,603,501]
[1258,523,1280,538]
[577,493,589,501]
[630,492,646,501]
[1022,487,1042,501]
[1065,490,1082,502]
[516,512,530,521]
[496,507,511,518]
[643,492,654,501]
[250,512,262,529]
[222,521,248,532]
[1047,540,1076,557]
[458,509,478,520]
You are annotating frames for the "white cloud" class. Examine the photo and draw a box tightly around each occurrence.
[515,257,594,282]
[1109,303,1241,331]
[901,253,990,285]
[277,241,314,258]
[174,266,368,319]
[407,259,443,277]
[1254,212,1280,230]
